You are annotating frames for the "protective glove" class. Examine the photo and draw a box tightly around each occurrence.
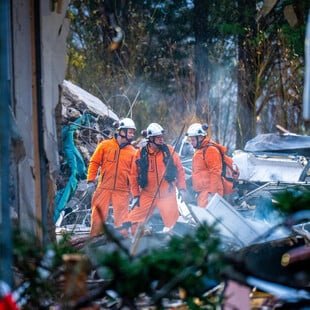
[130,196,140,211]
[87,181,96,196]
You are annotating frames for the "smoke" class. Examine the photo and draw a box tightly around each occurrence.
[242,191,290,243]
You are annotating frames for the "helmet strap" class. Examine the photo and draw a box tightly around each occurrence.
[118,129,133,143]
[196,136,206,149]
[148,137,163,150]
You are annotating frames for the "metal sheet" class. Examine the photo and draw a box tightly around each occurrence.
[233,150,307,182]
[189,194,261,247]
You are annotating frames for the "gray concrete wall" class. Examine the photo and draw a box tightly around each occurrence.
[12,0,36,232]
[41,1,70,175]
[11,0,70,235]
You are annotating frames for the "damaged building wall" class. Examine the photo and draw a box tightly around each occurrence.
[11,1,35,234]
[11,0,70,240]
[40,2,71,240]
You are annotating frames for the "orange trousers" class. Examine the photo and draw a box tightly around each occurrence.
[90,188,130,236]
[197,191,210,208]
[126,190,179,234]
[197,189,223,208]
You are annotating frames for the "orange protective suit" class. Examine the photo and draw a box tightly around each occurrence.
[87,137,136,236]
[192,138,225,208]
[126,144,186,232]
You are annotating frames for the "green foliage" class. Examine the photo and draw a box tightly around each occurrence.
[218,23,245,36]
[281,23,306,57]
[10,223,226,308]
[66,47,86,70]
[12,229,79,308]
[65,0,240,144]
[65,0,310,148]
[90,223,225,308]
[273,187,310,214]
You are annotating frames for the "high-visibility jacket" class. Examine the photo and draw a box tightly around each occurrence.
[87,137,136,191]
[130,144,186,198]
[192,138,225,196]
[127,143,186,229]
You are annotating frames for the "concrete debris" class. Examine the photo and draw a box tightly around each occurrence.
[55,94,310,253]
[54,95,310,308]
[54,81,119,225]
[62,80,119,121]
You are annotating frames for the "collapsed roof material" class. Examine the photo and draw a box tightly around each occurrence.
[244,133,310,157]
[62,80,119,121]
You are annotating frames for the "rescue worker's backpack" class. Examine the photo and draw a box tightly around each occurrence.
[203,143,239,195]
[136,144,177,188]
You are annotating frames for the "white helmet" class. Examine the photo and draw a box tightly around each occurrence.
[117,118,136,130]
[186,123,208,137]
[146,123,166,138]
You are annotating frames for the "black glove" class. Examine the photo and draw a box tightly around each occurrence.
[87,181,96,196]
[130,196,140,210]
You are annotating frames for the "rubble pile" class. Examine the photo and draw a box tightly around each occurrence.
[59,80,119,164]
[54,81,119,225]
[53,83,310,309]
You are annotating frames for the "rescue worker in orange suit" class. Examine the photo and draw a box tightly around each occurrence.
[86,118,136,236]
[186,123,225,208]
[127,123,187,235]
